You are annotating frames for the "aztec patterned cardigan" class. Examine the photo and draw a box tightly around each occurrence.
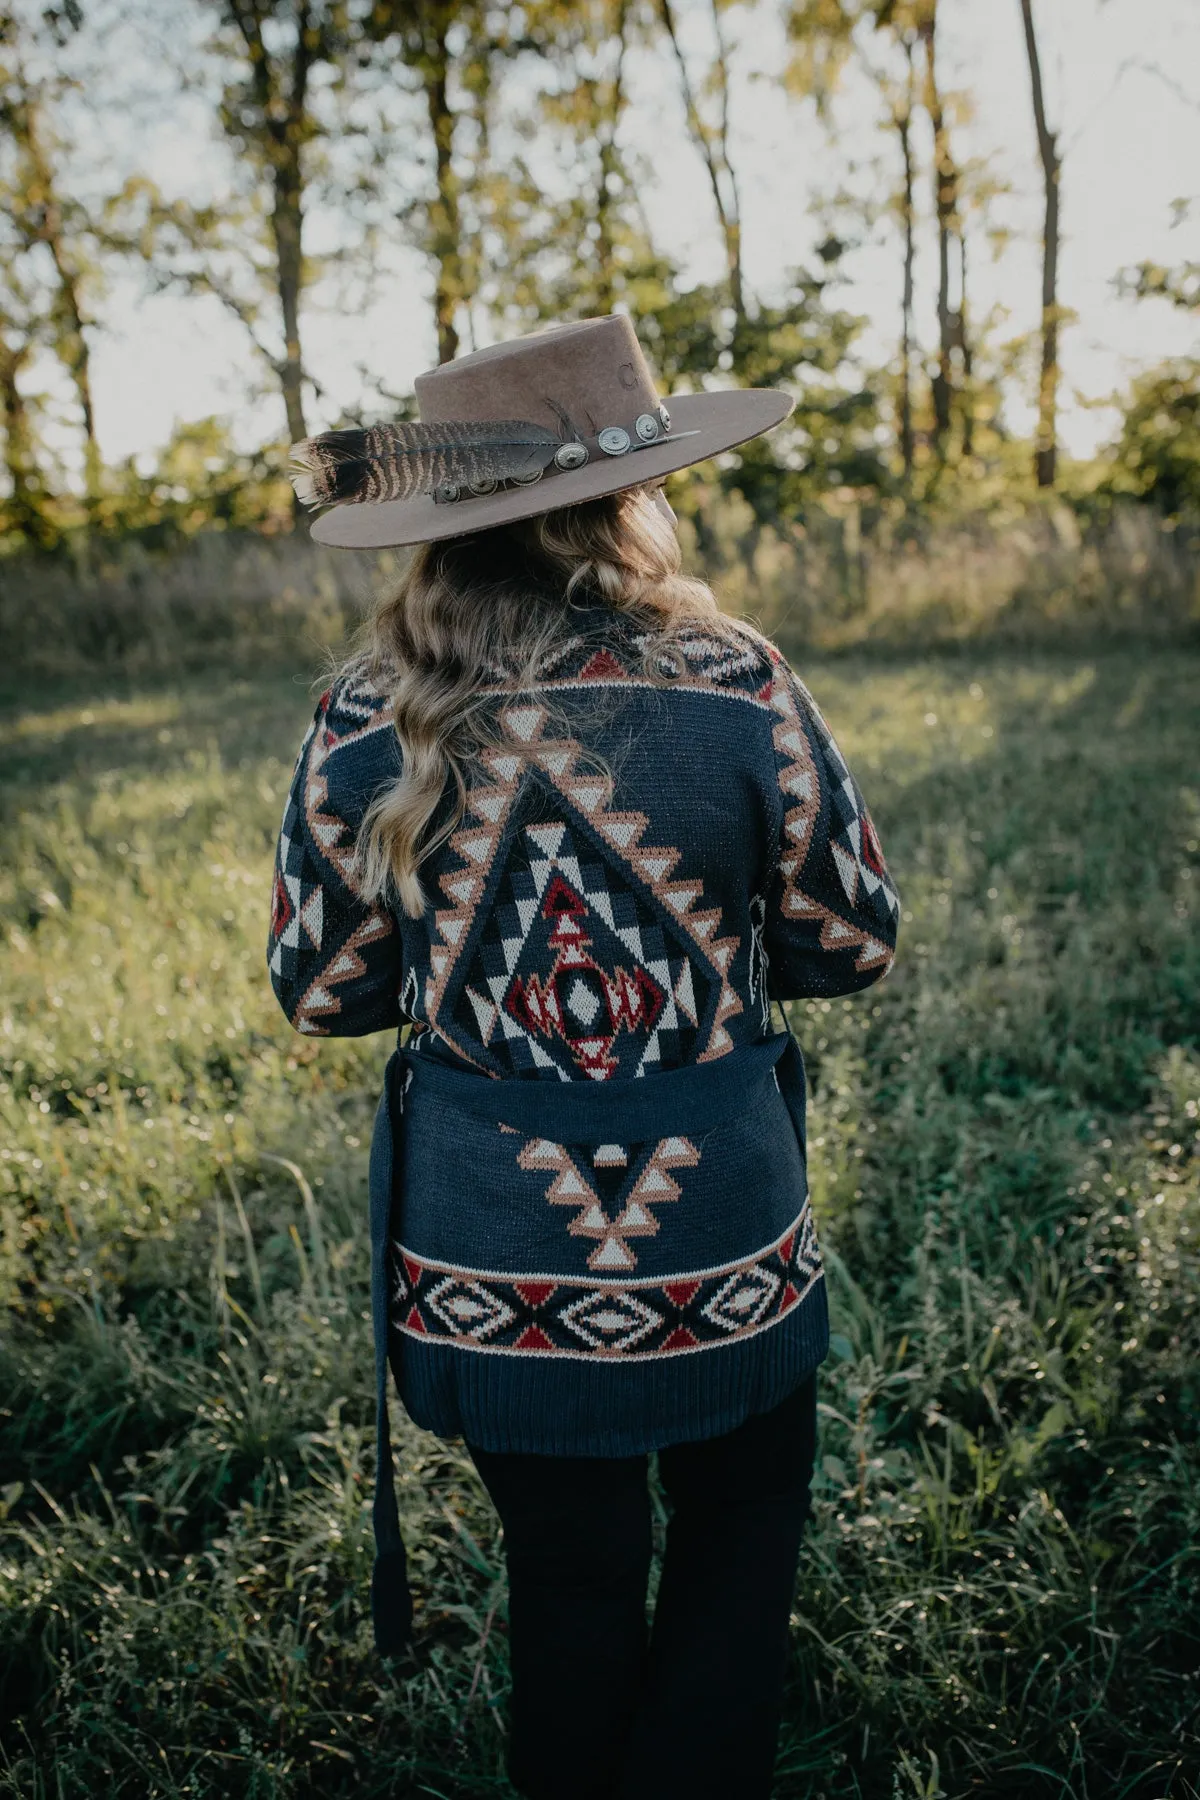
[267,610,900,1468]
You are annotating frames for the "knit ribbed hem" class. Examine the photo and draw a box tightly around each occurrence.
[391,1278,829,1456]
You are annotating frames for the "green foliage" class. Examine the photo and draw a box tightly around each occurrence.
[1,647,1198,1795]
[90,418,295,548]
[0,4,102,544]
[1100,360,1200,522]
[640,259,888,525]
[1,0,1197,571]
[1115,257,1200,316]
[0,417,297,557]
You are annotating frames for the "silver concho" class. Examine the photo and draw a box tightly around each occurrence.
[468,477,498,496]
[434,482,461,504]
[634,413,661,443]
[597,426,632,456]
[554,441,589,471]
[508,467,544,485]
[657,403,671,431]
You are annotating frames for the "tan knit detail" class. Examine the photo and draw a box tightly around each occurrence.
[423,703,743,1063]
[515,1133,701,1272]
[291,703,397,1033]
[294,912,394,1035]
[765,662,893,977]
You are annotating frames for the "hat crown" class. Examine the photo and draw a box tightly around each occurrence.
[415,315,660,437]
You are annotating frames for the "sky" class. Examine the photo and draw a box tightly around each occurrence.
[67,0,1200,472]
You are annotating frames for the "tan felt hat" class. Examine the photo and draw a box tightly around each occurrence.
[293,314,794,550]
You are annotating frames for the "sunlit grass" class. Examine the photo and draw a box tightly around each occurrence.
[1,649,1197,1798]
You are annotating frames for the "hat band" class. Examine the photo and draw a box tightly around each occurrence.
[432,403,679,505]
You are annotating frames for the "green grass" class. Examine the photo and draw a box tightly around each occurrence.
[0,648,1197,1798]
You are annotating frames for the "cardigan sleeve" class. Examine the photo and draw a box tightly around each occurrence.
[266,678,406,1037]
[759,655,900,1001]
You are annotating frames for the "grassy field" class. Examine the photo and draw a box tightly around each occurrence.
[0,645,1197,1799]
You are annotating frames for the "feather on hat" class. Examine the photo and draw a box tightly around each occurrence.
[290,419,563,507]
[292,315,794,549]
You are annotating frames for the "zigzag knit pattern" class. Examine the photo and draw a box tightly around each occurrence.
[268,611,900,1452]
[269,618,899,1059]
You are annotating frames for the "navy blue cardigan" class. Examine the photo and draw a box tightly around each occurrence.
[268,611,898,1633]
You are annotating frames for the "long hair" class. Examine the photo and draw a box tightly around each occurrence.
[346,483,750,919]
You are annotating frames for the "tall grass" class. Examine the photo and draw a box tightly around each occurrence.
[0,501,1195,682]
[693,498,1199,650]
[0,533,394,681]
[0,648,1197,1796]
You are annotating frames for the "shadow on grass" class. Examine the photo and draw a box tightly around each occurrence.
[0,661,324,810]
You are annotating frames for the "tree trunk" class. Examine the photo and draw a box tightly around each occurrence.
[420,3,462,364]
[228,0,313,462]
[919,4,957,459]
[272,157,307,446]
[13,75,100,512]
[46,234,99,501]
[896,37,916,483]
[706,0,744,333]
[958,232,974,458]
[594,0,630,314]
[364,0,480,362]
[0,329,53,547]
[277,3,313,448]
[659,0,745,336]
[1019,0,1060,488]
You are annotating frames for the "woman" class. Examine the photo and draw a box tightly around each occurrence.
[268,315,899,1800]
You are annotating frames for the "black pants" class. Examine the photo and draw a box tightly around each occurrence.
[466,1375,818,1800]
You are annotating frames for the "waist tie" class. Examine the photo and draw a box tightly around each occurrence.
[365,1028,797,1655]
[405,1027,790,1137]
[367,1049,412,1655]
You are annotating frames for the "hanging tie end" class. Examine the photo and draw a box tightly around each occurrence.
[372,1546,415,1657]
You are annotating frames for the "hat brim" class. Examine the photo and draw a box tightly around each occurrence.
[308,388,794,550]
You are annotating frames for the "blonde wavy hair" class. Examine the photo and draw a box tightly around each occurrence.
[347,483,751,918]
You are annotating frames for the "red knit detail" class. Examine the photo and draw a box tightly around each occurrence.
[860,809,887,877]
[661,1325,699,1350]
[514,1324,554,1351]
[663,1278,701,1308]
[578,649,627,681]
[270,871,293,940]
[405,1303,427,1333]
[515,1279,557,1309]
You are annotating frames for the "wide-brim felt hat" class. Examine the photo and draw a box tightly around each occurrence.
[293,314,794,550]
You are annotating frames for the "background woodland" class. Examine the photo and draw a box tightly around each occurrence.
[0,0,1197,662]
[1,6,1198,1799]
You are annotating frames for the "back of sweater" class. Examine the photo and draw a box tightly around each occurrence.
[268,614,900,1073]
